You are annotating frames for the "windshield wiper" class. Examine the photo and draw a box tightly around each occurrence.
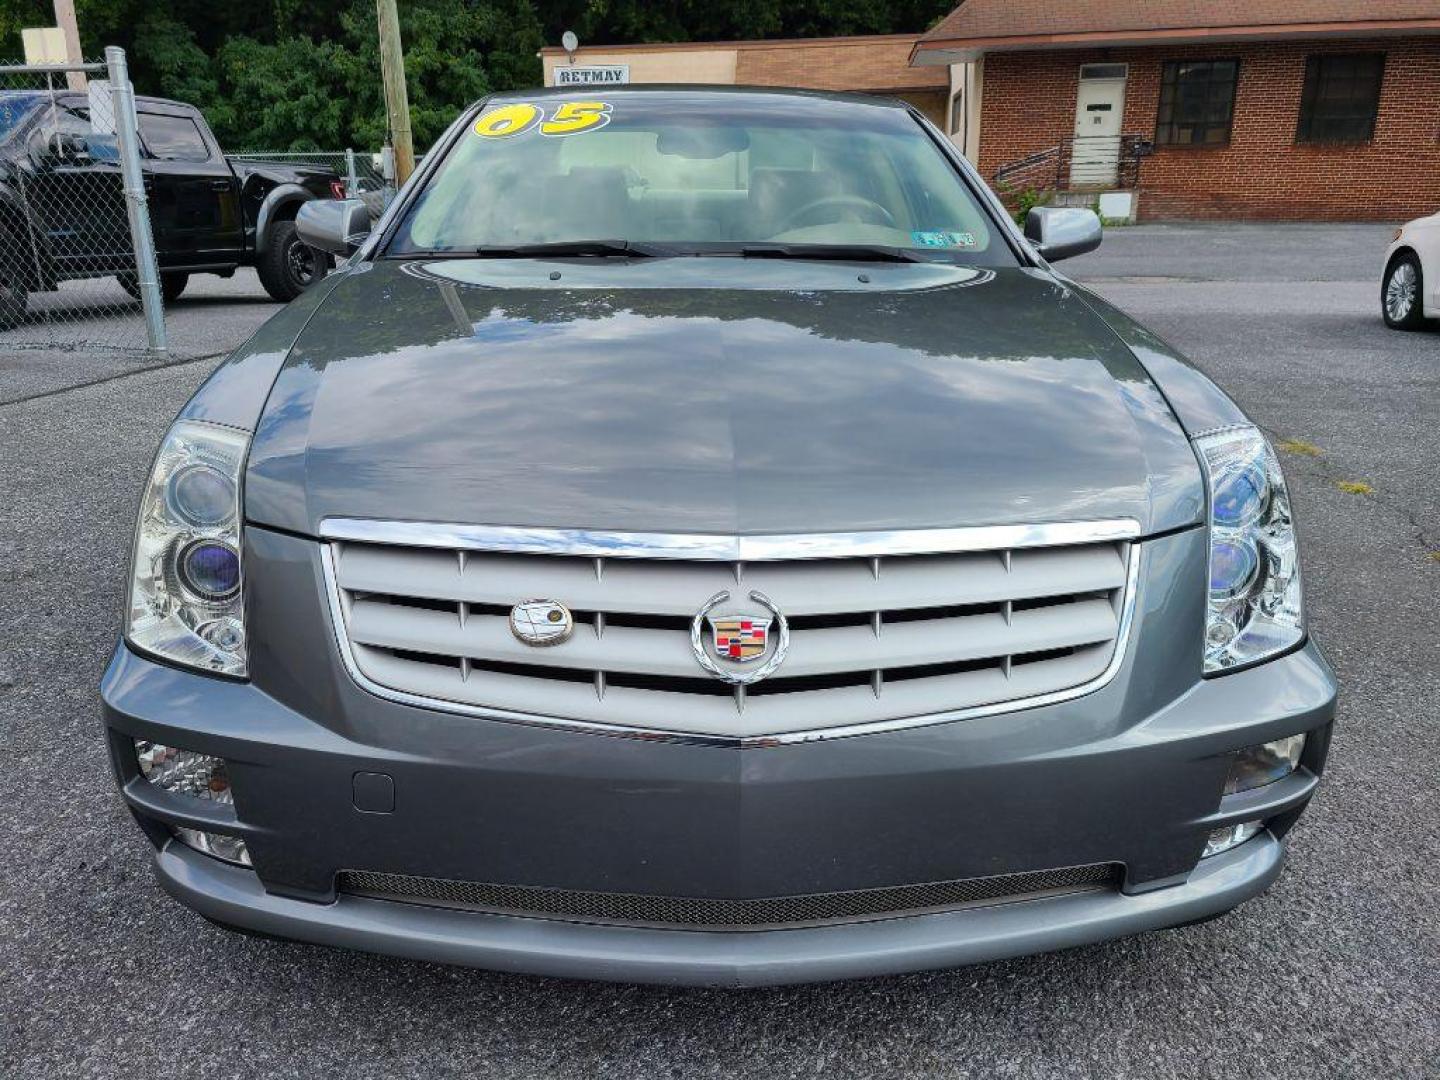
[474,239,676,258]
[735,243,929,264]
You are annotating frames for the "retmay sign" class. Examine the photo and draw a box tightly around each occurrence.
[555,65,630,86]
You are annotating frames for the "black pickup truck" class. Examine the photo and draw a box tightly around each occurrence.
[0,91,341,326]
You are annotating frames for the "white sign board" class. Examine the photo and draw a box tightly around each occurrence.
[555,65,630,87]
[21,27,68,66]
[88,81,117,133]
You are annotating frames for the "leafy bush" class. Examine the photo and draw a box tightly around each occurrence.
[992,180,1052,226]
[1012,187,1052,226]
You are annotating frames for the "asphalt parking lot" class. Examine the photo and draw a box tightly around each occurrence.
[2,222,1437,1078]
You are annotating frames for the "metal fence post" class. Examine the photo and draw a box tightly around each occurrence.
[105,46,166,357]
[345,148,358,198]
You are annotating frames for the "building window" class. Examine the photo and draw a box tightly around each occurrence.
[950,90,963,135]
[1155,59,1239,146]
[1296,53,1385,144]
[1080,63,1128,81]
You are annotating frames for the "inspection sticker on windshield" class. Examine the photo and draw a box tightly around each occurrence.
[911,230,977,248]
[474,101,613,139]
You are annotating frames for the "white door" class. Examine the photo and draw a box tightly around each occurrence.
[1070,69,1126,187]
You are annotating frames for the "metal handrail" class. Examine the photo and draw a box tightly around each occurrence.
[993,133,1152,192]
[993,144,1061,186]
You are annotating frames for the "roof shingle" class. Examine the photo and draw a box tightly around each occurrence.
[735,38,946,91]
[920,0,1440,45]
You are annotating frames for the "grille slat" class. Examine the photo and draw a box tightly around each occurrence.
[346,597,1119,681]
[327,530,1135,740]
[338,863,1123,929]
[334,543,1128,618]
[350,640,1114,735]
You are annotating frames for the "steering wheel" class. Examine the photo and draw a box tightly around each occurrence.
[775,194,897,234]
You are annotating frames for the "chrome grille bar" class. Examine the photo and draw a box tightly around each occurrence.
[319,518,1140,560]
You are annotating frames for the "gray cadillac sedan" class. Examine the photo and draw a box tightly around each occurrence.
[102,87,1336,987]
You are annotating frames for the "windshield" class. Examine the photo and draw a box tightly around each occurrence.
[0,92,46,143]
[388,91,1010,264]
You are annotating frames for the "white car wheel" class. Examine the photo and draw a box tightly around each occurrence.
[1382,254,1425,330]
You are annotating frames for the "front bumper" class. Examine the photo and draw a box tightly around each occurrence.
[154,830,1287,987]
[102,525,1336,986]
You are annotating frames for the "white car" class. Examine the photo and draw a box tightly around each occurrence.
[1383,212,1439,330]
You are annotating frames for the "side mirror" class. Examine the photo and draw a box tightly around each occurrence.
[1024,207,1103,263]
[296,198,371,258]
[46,131,89,162]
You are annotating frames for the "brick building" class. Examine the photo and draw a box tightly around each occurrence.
[911,0,1440,220]
[540,35,951,129]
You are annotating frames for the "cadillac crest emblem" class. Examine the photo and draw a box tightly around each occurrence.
[709,614,771,663]
[689,590,789,685]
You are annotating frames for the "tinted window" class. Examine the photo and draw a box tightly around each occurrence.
[139,113,211,162]
[1155,60,1239,146]
[389,92,1008,264]
[1296,54,1384,144]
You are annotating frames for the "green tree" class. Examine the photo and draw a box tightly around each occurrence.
[0,0,955,150]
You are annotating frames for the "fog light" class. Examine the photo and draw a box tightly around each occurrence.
[175,827,251,867]
[1224,734,1306,795]
[1203,820,1264,858]
[135,740,232,803]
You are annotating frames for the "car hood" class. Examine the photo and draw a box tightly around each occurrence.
[244,258,1204,537]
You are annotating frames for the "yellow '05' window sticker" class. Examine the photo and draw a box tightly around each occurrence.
[474,101,612,139]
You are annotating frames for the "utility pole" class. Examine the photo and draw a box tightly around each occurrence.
[52,0,85,91]
[375,0,415,186]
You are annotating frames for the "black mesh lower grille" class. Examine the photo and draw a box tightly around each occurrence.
[337,864,1122,930]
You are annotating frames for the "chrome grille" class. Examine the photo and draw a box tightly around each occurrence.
[338,863,1123,930]
[321,521,1139,742]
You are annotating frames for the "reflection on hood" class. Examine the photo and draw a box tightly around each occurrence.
[243,259,1204,537]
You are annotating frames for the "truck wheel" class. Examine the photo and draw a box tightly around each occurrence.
[117,271,190,304]
[257,220,327,302]
[0,247,27,331]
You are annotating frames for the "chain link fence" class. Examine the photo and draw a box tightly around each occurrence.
[228,150,394,221]
[0,50,165,355]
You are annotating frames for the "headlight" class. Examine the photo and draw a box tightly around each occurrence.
[1196,426,1303,673]
[126,420,249,676]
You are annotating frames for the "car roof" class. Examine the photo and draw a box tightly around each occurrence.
[41,91,197,116]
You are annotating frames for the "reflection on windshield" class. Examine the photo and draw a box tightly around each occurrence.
[0,92,45,142]
[389,92,1009,265]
